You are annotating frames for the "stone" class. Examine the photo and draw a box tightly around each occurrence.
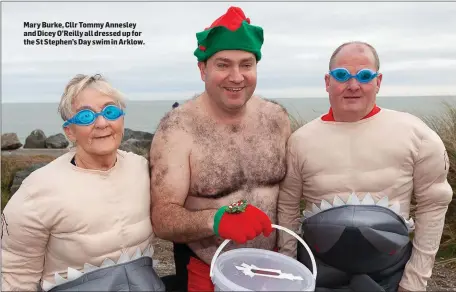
[45,133,69,149]
[1,133,22,150]
[123,128,153,142]
[119,138,151,157]
[24,129,47,148]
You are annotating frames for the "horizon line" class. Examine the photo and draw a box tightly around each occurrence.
[2,94,455,104]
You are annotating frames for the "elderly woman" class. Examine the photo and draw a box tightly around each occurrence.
[1,74,164,291]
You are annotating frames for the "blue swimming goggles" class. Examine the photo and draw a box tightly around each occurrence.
[329,68,378,83]
[63,104,125,127]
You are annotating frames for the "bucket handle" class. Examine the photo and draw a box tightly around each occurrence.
[209,224,317,280]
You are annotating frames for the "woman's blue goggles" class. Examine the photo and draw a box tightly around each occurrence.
[63,104,124,128]
[329,68,378,83]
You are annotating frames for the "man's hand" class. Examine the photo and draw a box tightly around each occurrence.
[213,200,273,244]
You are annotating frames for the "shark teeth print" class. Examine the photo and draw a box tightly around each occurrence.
[42,245,155,291]
[302,193,415,233]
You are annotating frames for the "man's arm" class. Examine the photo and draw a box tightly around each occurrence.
[149,119,217,243]
[277,133,304,258]
[399,128,453,291]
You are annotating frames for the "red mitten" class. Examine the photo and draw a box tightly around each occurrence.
[213,200,272,244]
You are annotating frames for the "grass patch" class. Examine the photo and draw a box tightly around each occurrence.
[289,112,307,133]
[422,101,456,260]
[422,101,456,192]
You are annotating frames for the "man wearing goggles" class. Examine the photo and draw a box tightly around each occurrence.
[278,41,452,292]
[329,67,378,84]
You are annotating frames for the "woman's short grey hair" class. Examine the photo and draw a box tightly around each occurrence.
[58,74,126,121]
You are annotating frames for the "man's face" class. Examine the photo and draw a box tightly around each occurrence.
[324,44,382,121]
[198,50,257,111]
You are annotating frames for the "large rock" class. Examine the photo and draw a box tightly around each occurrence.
[1,133,22,150]
[24,129,47,148]
[45,133,69,149]
[119,138,151,157]
[9,162,49,197]
[123,128,153,142]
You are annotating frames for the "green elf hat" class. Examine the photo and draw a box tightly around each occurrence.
[193,6,264,62]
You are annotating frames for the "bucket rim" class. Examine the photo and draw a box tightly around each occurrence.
[211,247,315,291]
[211,249,256,291]
[210,224,317,280]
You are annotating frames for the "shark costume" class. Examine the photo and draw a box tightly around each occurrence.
[1,150,165,291]
[277,106,453,292]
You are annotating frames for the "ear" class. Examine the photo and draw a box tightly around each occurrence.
[63,126,76,143]
[376,73,383,93]
[324,73,330,93]
[197,61,207,82]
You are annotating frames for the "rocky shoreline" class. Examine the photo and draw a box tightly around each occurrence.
[1,128,154,157]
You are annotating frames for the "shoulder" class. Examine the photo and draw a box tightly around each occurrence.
[380,108,440,141]
[155,100,196,135]
[117,149,149,168]
[152,101,197,148]
[256,96,289,117]
[290,115,321,138]
[380,108,424,124]
[255,96,290,128]
[254,97,292,139]
[11,152,73,204]
[21,152,72,184]
[150,101,196,163]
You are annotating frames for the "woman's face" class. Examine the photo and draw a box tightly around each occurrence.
[64,88,124,157]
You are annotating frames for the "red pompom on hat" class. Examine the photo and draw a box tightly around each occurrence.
[204,6,251,31]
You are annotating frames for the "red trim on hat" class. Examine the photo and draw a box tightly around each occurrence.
[205,6,250,31]
[321,105,381,121]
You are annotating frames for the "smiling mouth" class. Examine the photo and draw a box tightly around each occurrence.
[224,87,244,92]
[94,135,112,139]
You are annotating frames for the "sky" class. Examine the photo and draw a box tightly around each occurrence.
[1,1,456,103]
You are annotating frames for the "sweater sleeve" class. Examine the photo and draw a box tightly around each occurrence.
[399,129,453,291]
[277,134,304,258]
[2,184,50,291]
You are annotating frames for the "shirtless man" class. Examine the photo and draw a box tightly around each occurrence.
[149,7,291,291]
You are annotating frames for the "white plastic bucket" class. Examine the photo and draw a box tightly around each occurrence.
[210,224,317,291]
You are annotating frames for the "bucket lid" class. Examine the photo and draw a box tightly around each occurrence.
[212,248,315,291]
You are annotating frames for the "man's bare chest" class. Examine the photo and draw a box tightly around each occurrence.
[188,127,286,198]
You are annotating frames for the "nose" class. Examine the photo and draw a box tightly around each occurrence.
[347,77,361,91]
[228,66,244,83]
[94,113,109,128]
